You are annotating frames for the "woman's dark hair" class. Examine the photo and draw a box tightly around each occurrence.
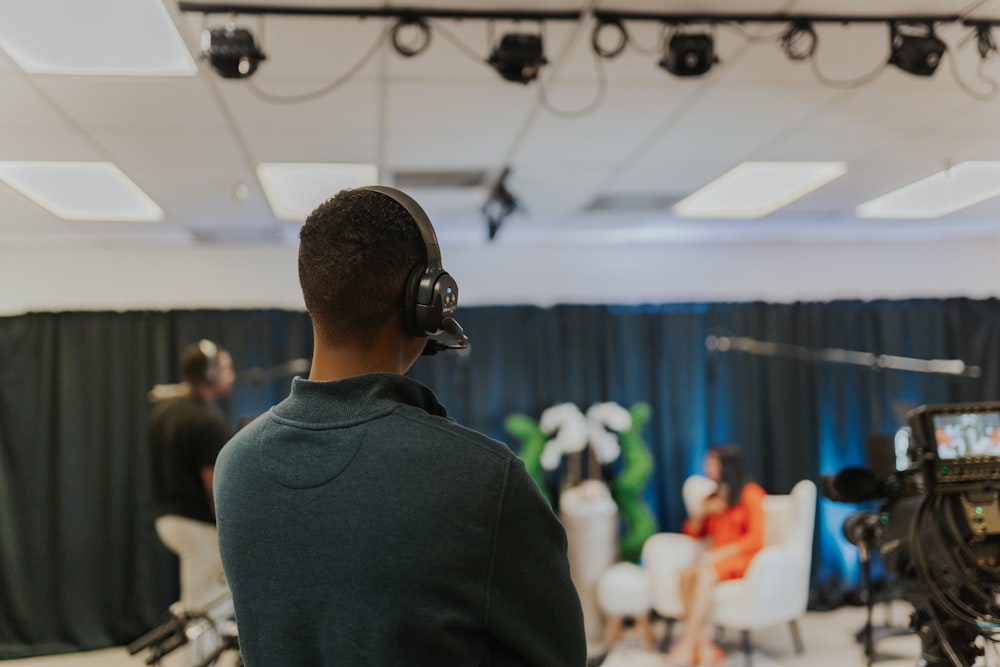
[709,443,752,507]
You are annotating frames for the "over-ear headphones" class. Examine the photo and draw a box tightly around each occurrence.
[198,339,220,385]
[359,185,470,355]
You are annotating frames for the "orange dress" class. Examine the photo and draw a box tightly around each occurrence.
[681,482,767,581]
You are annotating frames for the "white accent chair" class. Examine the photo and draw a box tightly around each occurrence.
[641,475,817,664]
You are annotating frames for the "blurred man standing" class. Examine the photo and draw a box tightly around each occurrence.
[150,339,235,616]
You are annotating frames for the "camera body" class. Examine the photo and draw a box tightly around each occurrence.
[821,402,1000,667]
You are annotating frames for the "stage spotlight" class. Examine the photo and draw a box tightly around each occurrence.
[487,33,548,84]
[888,22,945,77]
[659,32,717,77]
[201,26,266,79]
[390,16,431,57]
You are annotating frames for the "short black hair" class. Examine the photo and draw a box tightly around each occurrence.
[298,188,424,347]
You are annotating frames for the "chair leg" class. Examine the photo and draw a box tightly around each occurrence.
[658,618,676,652]
[789,619,805,654]
[741,629,753,667]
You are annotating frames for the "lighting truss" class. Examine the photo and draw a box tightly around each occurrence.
[588,10,1000,88]
[178,4,1000,97]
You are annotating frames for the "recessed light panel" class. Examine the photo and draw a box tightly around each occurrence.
[257,163,379,222]
[674,161,848,218]
[0,161,163,221]
[0,0,197,75]
[856,162,1000,218]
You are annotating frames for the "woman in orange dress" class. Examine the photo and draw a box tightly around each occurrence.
[666,444,766,666]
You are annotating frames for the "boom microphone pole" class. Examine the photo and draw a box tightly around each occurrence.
[149,358,311,402]
[705,335,981,378]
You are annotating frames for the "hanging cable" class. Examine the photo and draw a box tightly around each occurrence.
[779,20,818,60]
[720,20,789,44]
[808,45,889,89]
[944,42,1000,101]
[244,22,390,104]
[432,20,492,66]
[591,18,628,58]
[390,15,432,57]
[536,43,608,118]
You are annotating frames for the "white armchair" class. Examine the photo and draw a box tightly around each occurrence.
[640,475,817,663]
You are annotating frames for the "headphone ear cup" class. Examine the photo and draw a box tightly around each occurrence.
[402,263,426,337]
[198,339,220,385]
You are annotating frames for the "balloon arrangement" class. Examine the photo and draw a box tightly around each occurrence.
[504,401,657,562]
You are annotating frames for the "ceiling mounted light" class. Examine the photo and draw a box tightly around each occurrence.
[659,32,717,77]
[390,15,431,57]
[257,162,378,221]
[856,162,1000,218]
[674,161,848,218]
[0,0,197,76]
[487,33,548,84]
[888,22,945,77]
[201,26,267,79]
[0,161,163,221]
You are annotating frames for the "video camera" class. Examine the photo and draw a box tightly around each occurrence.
[821,402,1000,667]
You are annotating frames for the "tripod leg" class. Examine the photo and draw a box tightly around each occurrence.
[853,545,873,666]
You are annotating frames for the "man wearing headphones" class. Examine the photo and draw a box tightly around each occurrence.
[214,187,586,666]
[150,340,235,620]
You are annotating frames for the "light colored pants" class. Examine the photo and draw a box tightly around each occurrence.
[155,515,235,666]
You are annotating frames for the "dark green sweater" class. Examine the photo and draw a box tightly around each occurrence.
[215,373,586,666]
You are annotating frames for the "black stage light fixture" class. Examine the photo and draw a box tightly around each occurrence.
[659,32,717,77]
[487,33,548,84]
[888,22,946,77]
[201,26,266,78]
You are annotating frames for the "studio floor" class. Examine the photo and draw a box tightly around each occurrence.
[5,601,942,667]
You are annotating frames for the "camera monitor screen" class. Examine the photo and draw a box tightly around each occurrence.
[931,410,1000,460]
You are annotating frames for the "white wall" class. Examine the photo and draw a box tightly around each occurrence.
[2,237,999,315]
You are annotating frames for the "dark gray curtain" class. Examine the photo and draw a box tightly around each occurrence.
[3,299,1000,657]
[0,310,313,658]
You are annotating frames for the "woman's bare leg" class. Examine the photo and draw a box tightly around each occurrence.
[687,565,720,664]
[667,563,716,663]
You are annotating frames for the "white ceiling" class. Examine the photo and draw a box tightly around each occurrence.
[3,0,1000,251]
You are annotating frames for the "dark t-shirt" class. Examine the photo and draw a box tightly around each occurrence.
[150,394,229,524]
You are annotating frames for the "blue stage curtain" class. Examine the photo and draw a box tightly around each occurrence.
[409,299,1000,600]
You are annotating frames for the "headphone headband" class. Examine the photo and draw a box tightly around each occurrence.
[196,339,220,384]
[359,185,442,270]
[356,185,469,354]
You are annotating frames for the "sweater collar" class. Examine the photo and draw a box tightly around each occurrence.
[272,372,447,425]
